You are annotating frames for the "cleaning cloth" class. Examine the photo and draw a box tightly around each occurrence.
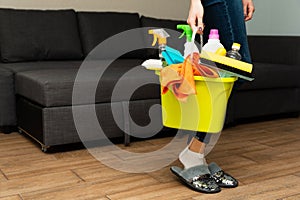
[160,53,219,102]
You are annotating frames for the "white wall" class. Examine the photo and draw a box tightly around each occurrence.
[0,0,189,20]
[246,0,300,36]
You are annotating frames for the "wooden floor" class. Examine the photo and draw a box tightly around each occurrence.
[0,117,300,200]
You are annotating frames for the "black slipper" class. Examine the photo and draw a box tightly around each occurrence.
[170,165,221,194]
[208,162,239,188]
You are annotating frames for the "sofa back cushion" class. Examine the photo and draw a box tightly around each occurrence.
[0,8,83,63]
[77,12,143,59]
[140,16,186,32]
[248,36,300,65]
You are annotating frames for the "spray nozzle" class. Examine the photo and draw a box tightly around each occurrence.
[177,25,193,42]
[148,29,170,46]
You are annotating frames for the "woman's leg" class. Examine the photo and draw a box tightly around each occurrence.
[179,132,212,169]
[189,132,212,153]
[225,0,252,63]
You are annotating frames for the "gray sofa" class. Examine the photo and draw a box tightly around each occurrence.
[0,8,299,151]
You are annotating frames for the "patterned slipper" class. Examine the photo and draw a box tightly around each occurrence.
[170,165,221,193]
[208,162,239,188]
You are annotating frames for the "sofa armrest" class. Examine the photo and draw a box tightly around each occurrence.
[0,67,16,127]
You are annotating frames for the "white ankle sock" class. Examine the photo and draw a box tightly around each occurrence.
[179,146,206,169]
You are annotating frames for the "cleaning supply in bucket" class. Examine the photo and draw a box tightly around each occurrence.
[200,51,254,81]
[177,24,199,58]
[162,46,184,65]
[176,24,219,78]
[141,59,163,70]
[149,29,170,67]
[148,29,185,66]
[158,25,220,102]
[202,29,226,54]
[217,42,242,77]
[160,53,219,102]
[226,43,242,60]
[196,29,253,80]
[201,29,228,77]
[160,56,197,102]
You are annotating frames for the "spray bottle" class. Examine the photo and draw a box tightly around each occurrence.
[177,25,200,59]
[149,29,170,67]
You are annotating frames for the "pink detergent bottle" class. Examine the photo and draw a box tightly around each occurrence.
[202,29,225,53]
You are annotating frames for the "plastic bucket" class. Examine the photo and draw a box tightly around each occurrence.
[157,73,237,133]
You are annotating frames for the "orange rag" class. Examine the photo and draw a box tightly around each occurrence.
[160,53,219,102]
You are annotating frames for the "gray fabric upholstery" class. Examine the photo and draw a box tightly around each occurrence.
[228,88,300,120]
[236,62,300,91]
[0,61,82,73]
[15,59,160,107]
[248,36,300,66]
[0,67,16,126]
[126,99,163,138]
[43,102,125,146]
[43,99,163,146]
[16,68,78,107]
[77,12,143,58]
[0,8,83,62]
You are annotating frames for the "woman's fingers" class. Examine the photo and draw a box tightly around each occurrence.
[243,0,255,21]
[187,0,204,33]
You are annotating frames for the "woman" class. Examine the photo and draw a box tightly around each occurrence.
[171,0,255,193]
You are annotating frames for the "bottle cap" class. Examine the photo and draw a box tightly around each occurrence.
[209,29,219,39]
[232,43,241,50]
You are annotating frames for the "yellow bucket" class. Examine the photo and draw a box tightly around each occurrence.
[158,73,237,133]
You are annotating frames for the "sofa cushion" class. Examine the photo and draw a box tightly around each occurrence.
[141,16,186,31]
[15,59,160,107]
[0,61,82,73]
[77,12,143,58]
[236,62,300,91]
[0,8,83,63]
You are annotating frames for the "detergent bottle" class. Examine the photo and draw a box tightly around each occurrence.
[202,29,225,54]
[177,24,199,58]
[149,29,170,66]
[226,42,242,60]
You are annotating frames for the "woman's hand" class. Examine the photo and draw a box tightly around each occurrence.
[187,0,204,33]
[242,0,255,21]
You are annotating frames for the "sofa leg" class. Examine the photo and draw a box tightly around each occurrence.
[124,133,130,146]
[41,145,50,153]
[18,127,50,153]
